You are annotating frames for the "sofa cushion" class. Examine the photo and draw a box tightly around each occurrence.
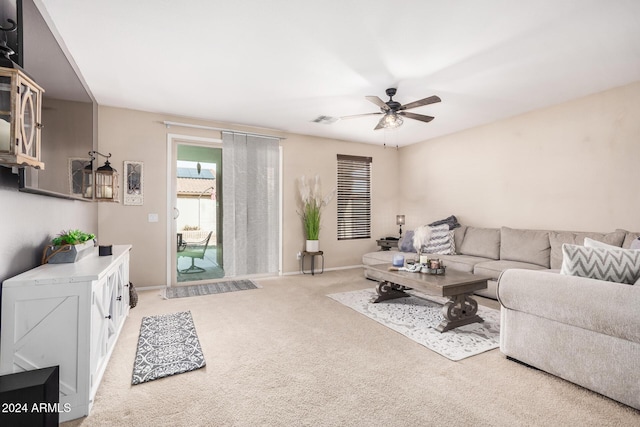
[500,227,551,268]
[437,254,493,274]
[362,250,398,265]
[474,260,548,281]
[458,227,500,260]
[560,244,640,285]
[549,230,625,269]
[619,229,640,249]
[453,226,467,254]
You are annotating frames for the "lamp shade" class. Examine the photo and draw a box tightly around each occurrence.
[379,112,403,129]
[396,215,405,225]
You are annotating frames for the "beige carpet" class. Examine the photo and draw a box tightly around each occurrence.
[63,268,639,427]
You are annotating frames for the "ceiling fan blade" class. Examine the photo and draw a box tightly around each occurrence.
[340,112,382,120]
[398,111,435,123]
[399,95,441,110]
[365,96,390,111]
[374,118,386,130]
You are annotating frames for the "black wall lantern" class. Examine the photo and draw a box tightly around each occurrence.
[82,151,118,201]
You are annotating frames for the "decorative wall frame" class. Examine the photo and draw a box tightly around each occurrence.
[69,157,91,196]
[124,161,143,205]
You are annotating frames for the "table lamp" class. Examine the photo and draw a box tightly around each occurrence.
[396,215,405,237]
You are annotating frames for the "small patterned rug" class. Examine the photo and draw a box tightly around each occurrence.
[328,289,500,361]
[132,311,206,385]
[164,280,259,299]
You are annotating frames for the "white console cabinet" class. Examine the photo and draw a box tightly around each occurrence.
[0,245,131,422]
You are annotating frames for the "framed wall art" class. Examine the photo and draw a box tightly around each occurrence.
[124,161,143,205]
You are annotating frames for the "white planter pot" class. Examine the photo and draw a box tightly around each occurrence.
[306,240,319,252]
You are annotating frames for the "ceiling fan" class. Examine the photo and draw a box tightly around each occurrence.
[342,88,441,130]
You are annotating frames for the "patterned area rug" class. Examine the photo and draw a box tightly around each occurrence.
[132,311,206,385]
[165,280,259,299]
[328,289,500,361]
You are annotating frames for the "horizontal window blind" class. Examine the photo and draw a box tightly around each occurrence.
[337,155,372,240]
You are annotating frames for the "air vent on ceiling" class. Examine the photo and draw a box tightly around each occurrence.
[312,115,339,124]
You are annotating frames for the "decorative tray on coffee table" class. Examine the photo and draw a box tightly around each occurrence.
[422,266,446,275]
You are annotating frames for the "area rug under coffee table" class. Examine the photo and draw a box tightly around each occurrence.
[132,311,206,385]
[328,289,500,361]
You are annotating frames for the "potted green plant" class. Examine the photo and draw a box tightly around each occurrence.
[298,175,335,252]
[42,229,97,264]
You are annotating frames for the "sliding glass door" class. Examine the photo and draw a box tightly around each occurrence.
[172,142,224,284]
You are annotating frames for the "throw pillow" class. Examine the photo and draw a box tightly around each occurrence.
[412,225,432,252]
[560,244,640,285]
[398,230,416,252]
[631,238,640,251]
[428,215,460,230]
[583,237,623,250]
[549,230,626,269]
[420,224,455,255]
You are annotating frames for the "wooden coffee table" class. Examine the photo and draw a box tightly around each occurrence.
[364,264,489,332]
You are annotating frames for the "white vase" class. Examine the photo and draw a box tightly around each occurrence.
[306,240,319,252]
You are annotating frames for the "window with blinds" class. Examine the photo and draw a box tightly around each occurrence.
[337,154,372,240]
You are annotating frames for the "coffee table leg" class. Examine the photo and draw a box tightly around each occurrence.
[436,293,483,332]
[372,281,411,303]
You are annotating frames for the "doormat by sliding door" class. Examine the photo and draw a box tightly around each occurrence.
[164,280,259,299]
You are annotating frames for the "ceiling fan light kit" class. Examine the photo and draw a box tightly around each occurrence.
[378,112,403,129]
[342,87,441,131]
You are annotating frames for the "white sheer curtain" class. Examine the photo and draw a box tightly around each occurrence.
[222,132,280,277]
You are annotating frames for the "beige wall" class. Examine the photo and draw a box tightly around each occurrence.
[398,81,640,233]
[281,134,399,273]
[0,174,96,281]
[97,107,400,287]
[97,80,640,287]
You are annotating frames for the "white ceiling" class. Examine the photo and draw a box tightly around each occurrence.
[38,0,640,146]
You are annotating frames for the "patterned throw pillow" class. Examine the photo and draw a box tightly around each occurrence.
[421,224,455,255]
[560,244,640,285]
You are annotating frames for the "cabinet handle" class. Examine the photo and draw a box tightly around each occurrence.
[105,315,112,319]
[117,296,122,301]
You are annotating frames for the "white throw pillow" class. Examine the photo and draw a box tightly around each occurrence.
[561,243,640,285]
[583,237,622,250]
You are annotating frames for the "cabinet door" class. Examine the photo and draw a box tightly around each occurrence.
[111,257,127,326]
[0,282,90,417]
[89,280,112,391]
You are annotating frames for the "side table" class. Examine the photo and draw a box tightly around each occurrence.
[301,251,324,276]
[376,238,399,251]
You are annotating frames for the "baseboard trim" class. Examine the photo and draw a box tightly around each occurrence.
[282,264,364,276]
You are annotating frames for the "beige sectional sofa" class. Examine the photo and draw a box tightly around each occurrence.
[498,268,640,410]
[363,224,640,409]
[362,225,639,300]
